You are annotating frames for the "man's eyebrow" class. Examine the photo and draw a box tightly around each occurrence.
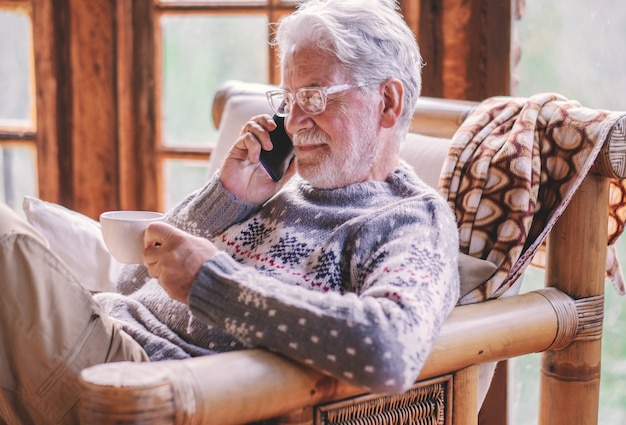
[284,82,326,90]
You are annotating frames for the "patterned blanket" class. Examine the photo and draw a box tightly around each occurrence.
[438,93,626,304]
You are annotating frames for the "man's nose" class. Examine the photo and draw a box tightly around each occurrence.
[284,103,314,136]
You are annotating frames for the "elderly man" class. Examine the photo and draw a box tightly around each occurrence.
[0,0,459,423]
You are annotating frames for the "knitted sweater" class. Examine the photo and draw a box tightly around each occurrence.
[95,162,460,394]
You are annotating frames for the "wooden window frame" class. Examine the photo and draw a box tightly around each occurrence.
[148,1,297,210]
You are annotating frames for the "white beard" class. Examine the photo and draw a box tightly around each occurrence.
[293,120,382,189]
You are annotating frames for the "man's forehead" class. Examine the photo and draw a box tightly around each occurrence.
[281,46,346,88]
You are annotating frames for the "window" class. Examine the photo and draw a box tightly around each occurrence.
[159,11,269,207]
[154,1,297,209]
[0,3,36,215]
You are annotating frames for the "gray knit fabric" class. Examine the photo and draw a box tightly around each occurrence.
[95,162,459,394]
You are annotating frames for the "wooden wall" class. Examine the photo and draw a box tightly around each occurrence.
[32,0,121,216]
[401,0,514,100]
[31,0,160,217]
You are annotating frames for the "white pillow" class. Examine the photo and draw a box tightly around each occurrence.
[22,196,121,293]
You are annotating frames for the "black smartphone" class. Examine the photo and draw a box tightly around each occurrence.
[259,114,295,182]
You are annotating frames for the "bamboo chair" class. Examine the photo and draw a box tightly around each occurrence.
[78,81,626,425]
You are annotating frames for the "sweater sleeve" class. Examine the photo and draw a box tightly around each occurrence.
[188,192,460,394]
[116,174,260,295]
[166,173,261,238]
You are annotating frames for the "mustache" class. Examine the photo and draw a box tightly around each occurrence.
[292,128,330,146]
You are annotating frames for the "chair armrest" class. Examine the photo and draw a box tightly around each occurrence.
[79,287,593,425]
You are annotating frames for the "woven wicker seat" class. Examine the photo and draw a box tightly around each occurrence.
[314,376,449,425]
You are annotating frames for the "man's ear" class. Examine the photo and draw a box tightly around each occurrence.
[380,78,404,129]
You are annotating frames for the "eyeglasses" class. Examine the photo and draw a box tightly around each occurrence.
[266,83,370,117]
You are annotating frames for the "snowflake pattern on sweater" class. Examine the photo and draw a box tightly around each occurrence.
[98,162,459,394]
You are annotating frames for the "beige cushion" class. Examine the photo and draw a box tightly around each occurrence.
[458,252,497,298]
[400,132,451,190]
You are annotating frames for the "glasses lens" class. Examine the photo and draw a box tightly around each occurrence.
[267,91,289,116]
[297,88,325,114]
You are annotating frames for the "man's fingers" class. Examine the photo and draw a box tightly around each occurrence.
[144,222,179,244]
[238,115,277,154]
[143,222,181,264]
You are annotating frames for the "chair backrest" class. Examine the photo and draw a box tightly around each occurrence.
[208,81,474,192]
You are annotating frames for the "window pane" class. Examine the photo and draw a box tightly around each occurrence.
[163,159,210,210]
[0,145,37,215]
[0,9,33,127]
[161,14,269,148]
[515,0,626,110]
[514,1,626,424]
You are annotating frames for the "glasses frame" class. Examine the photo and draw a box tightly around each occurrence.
[265,82,370,117]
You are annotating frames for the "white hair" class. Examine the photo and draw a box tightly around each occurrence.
[273,0,424,133]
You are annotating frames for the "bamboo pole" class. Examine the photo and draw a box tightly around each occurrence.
[410,97,477,138]
[79,289,576,425]
[540,174,609,425]
[453,365,479,425]
[419,289,571,378]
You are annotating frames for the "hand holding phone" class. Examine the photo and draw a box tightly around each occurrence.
[259,115,295,182]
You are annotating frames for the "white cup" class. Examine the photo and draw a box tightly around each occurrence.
[100,210,166,264]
